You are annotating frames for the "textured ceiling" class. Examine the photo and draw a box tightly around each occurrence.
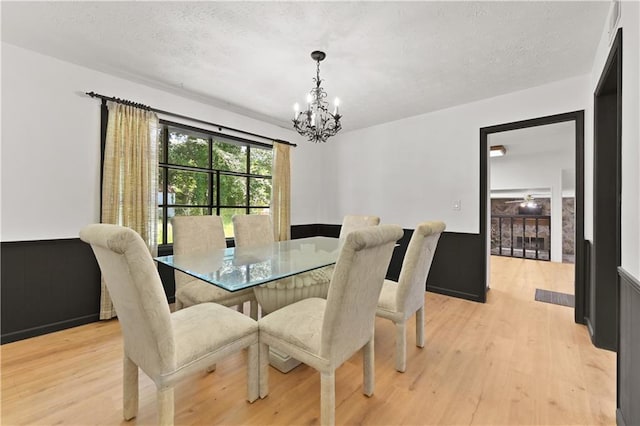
[1,1,609,132]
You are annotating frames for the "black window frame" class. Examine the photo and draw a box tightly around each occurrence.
[157,119,273,249]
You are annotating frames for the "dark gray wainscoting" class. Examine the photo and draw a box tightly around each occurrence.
[585,238,618,351]
[1,225,484,343]
[1,239,101,344]
[423,231,485,301]
[292,224,485,302]
[617,267,640,426]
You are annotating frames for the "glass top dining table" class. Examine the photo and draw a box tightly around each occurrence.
[155,236,342,292]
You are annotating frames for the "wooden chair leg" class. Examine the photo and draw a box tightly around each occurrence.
[247,342,259,403]
[123,355,139,420]
[395,321,407,373]
[157,387,174,426]
[363,337,375,397]
[416,306,425,348]
[320,371,336,426]
[259,342,270,399]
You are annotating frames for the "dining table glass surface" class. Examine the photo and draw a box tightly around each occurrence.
[155,236,341,292]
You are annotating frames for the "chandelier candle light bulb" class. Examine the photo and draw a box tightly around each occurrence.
[292,50,342,143]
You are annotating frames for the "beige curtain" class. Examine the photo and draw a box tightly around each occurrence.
[99,101,159,319]
[271,142,291,241]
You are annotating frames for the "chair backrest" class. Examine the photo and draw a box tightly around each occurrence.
[396,221,446,314]
[79,224,175,378]
[339,215,381,238]
[321,224,404,364]
[232,214,274,248]
[172,215,227,289]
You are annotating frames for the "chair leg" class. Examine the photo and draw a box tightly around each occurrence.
[259,342,270,399]
[320,371,336,426]
[157,387,174,426]
[363,337,375,397]
[416,306,425,348]
[247,342,259,403]
[395,321,407,373]
[250,300,259,320]
[123,355,139,420]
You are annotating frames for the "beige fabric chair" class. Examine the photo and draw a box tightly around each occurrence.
[172,215,258,319]
[258,224,404,426]
[232,214,275,247]
[232,214,331,314]
[312,214,382,294]
[79,224,259,426]
[339,214,381,238]
[376,221,446,372]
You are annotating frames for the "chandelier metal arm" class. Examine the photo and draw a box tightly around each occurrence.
[292,51,342,143]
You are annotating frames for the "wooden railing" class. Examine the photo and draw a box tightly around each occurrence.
[491,215,551,261]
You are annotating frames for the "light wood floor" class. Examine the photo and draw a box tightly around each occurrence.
[1,256,615,425]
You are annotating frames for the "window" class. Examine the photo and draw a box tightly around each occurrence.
[157,121,273,245]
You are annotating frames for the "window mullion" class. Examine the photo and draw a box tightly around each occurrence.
[208,136,214,216]
[246,146,251,214]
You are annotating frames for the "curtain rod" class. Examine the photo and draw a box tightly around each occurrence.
[85,91,297,147]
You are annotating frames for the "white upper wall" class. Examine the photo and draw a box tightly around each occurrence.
[3,0,637,279]
[490,150,574,194]
[489,121,575,195]
[321,75,590,233]
[0,43,326,241]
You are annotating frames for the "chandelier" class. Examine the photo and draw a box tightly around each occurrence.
[292,51,342,143]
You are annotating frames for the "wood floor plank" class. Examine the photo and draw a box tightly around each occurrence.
[1,256,615,425]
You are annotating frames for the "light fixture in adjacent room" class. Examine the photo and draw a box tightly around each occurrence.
[490,145,507,157]
[292,51,342,143]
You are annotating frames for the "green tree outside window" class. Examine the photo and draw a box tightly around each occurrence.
[157,124,273,243]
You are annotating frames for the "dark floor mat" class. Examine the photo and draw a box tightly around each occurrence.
[535,288,575,307]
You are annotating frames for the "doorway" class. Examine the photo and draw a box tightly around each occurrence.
[479,111,585,321]
[488,123,576,265]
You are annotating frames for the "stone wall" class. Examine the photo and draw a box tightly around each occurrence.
[490,198,575,259]
[562,198,575,256]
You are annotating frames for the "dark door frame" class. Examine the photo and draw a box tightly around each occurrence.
[589,27,622,351]
[479,111,585,321]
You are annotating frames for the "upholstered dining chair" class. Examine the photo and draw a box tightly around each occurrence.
[311,214,382,292]
[258,224,404,426]
[232,214,331,314]
[79,224,259,426]
[339,214,381,238]
[376,221,446,372]
[232,214,275,247]
[172,215,258,319]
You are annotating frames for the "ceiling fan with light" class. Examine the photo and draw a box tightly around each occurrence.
[504,194,546,207]
[505,194,536,204]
